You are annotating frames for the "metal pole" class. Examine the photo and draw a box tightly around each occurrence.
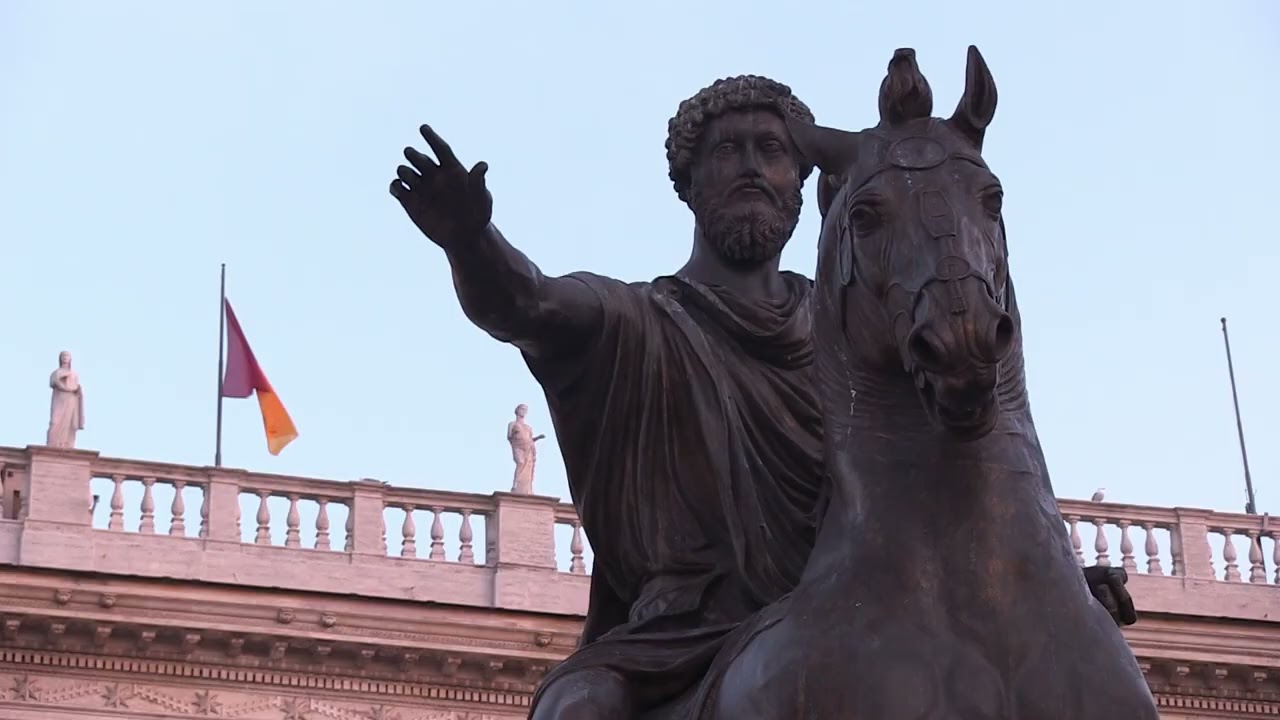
[215,264,227,467]
[1220,317,1257,515]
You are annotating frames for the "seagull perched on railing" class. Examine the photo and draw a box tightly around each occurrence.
[1091,488,1106,502]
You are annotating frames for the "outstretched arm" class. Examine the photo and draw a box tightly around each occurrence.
[391,125,602,358]
[443,224,602,357]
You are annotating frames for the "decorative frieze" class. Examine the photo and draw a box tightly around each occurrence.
[0,666,523,719]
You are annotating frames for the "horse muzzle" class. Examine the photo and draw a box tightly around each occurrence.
[901,275,1013,440]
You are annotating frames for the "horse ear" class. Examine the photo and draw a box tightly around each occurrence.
[785,115,861,177]
[948,45,998,151]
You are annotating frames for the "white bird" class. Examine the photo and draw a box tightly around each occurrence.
[1091,488,1106,502]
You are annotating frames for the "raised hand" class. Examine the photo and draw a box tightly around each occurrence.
[390,125,493,249]
[1083,565,1137,627]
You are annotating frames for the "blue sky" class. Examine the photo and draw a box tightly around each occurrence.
[3,1,1277,524]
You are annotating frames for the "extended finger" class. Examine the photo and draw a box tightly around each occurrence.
[389,179,409,200]
[396,165,422,188]
[420,124,460,168]
[404,146,439,175]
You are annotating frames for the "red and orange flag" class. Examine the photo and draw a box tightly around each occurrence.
[222,299,298,455]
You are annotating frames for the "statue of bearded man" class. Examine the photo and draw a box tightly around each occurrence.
[390,75,1135,720]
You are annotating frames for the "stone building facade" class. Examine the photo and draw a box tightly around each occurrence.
[0,444,1277,718]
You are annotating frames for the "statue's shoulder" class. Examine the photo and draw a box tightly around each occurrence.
[781,270,816,290]
[563,271,659,309]
[565,270,653,292]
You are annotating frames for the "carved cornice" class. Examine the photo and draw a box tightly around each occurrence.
[0,568,574,689]
[1124,613,1280,667]
[1150,683,1280,718]
[1140,657,1280,711]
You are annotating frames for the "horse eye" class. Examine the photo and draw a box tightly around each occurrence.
[982,190,1004,217]
[849,204,881,234]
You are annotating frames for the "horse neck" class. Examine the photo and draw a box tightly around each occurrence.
[807,345,1082,597]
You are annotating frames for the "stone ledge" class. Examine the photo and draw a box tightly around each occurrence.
[2,524,591,616]
[1126,573,1278,624]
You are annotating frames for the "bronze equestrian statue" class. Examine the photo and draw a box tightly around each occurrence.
[690,47,1161,719]
[389,60,1139,720]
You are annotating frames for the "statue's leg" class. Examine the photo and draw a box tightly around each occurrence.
[530,668,634,720]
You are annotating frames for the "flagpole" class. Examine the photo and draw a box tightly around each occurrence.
[1220,317,1257,515]
[215,264,227,467]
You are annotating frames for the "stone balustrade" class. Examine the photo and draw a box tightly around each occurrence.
[0,444,1276,624]
[1059,499,1280,585]
[0,445,590,617]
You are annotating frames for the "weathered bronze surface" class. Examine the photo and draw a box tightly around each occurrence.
[691,47,1161,719]
[390,52,1142,719]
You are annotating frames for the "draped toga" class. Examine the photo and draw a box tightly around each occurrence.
[524,270,825,717]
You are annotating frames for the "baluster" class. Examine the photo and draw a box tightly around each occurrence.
[1221,528,1241,582]
[234,493,242,538]
[1066,516,1084,566]
[1247,531,1266,584]
[1271,532,1280,584]
[343,506,354,552]
[108,475,125,531]
[169,481,187,536]
[381,511,388,554]
[315,499,331,551]
[1117,521,1136,572]
[401,505,418,558]
[198,484,210,539]
[429,507,445,560]
[1092,518,1110,567]
[1170,526,1185,577]
[139,477,156,534]
[458,510,475,563]
[569,521,586,575]
[254,491,272,545]
[1142,523,1163,575]
[283,495,301,548]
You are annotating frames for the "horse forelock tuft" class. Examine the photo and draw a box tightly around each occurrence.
[878,63,934,128]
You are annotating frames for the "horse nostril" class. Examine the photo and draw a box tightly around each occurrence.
[907,327,947,371]
[985,313,1015,361]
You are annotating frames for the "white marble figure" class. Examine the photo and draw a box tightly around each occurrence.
[507,404,545,494]
[46,350,85,449]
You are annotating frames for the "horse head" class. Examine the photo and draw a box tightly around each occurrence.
[791,46,1016,442]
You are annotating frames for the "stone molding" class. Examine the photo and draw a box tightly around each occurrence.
[0,569,576,698]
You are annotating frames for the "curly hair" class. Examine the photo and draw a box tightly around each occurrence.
[666,75,816,204]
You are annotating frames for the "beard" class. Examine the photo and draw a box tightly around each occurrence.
[691,185,803,266]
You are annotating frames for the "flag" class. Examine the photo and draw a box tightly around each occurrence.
[222,298,298,455]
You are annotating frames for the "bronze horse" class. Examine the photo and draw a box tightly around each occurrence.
[693,47,1160,719]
